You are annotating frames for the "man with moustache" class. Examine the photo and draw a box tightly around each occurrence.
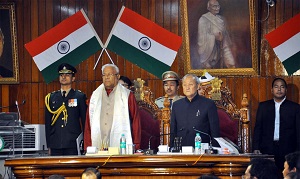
[45,63,87,156]
[155,71,184,109]
[253,78,300,172]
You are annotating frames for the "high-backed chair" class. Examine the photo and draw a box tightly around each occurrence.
[132,78,161,151]
[161,77,251,153]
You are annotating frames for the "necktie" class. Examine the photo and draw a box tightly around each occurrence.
[62,91,66,98]
[169,99,173,109]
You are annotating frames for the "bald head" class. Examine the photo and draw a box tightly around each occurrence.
[207,0,220,15]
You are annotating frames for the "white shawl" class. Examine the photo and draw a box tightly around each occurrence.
[89,83,132,148]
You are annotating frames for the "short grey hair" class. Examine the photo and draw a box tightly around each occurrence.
[101,64,119,74]
[182,73,200,85]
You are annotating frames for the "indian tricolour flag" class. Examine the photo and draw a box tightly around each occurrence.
[105,6,182,78]
[25,9,103,83]
[265,13,300,75]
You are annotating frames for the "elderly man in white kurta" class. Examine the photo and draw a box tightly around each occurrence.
[84,64,141,150]
[197,0,235,69]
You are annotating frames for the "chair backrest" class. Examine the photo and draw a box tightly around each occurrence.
[217,109,238,144]
[199,78,250,152]
[133,78,161,151]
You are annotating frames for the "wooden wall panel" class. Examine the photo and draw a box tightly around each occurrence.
[0,0,300,152]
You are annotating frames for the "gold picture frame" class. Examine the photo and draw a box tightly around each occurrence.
[0,3,19,84]
[181,0,258,76]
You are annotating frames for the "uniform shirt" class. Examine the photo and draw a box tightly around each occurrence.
[155,95,184,109]
[45,89,87,149]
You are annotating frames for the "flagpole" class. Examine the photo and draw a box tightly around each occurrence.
[93,48,105,70]
[105,49,114,64]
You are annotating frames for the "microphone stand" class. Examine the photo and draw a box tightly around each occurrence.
[193,127,218,154]
[145,133,175,155]
[144,136,155,155]
[15,101,23,126]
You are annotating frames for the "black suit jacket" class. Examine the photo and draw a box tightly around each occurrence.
[253,99,300,156]
[170,94,220,148]
[45,89,87,149]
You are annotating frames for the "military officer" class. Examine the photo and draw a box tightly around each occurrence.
[45,63,87,156]
[155,71,184,109]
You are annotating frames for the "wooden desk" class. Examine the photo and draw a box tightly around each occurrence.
[5,154,272,179]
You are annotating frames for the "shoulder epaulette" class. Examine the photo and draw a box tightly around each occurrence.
[75,89,87,95]
[76,89,86,94]
[50,90,58,94]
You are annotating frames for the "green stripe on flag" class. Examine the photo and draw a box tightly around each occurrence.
[42,37,101,83]
[282,51,300,75]
[107,36,171,78]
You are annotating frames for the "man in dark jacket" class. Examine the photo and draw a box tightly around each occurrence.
[253,78,300,171]
[170,73,219,149]
[45,63,87,156]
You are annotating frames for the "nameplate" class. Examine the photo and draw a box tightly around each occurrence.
[182,146,193,153]
[86,146,97,154]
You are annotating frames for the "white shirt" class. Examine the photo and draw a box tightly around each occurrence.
[273,97,286,141]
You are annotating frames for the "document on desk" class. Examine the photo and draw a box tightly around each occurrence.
[214,137,239,154]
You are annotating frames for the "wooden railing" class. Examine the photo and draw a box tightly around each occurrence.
[4,154,272,179]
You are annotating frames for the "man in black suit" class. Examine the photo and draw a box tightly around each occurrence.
[253,78,300,171]
[170,73,220,149]
[45,63,87,156]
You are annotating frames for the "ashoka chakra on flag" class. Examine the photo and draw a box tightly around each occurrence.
[138,37,151,51]
[57,41,70,54]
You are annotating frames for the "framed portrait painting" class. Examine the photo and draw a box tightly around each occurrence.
[0,3,19,84]
[181,0,258,76]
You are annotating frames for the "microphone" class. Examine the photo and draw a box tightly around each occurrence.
[193,127,218,154]
[145,132,177,155]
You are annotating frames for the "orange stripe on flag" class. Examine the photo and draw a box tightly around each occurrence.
[265,13,300,48]
[25,10,88,57]
[120,7,182,51]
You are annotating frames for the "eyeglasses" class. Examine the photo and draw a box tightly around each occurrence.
[210,4,220,9]
[102,74,118,78]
